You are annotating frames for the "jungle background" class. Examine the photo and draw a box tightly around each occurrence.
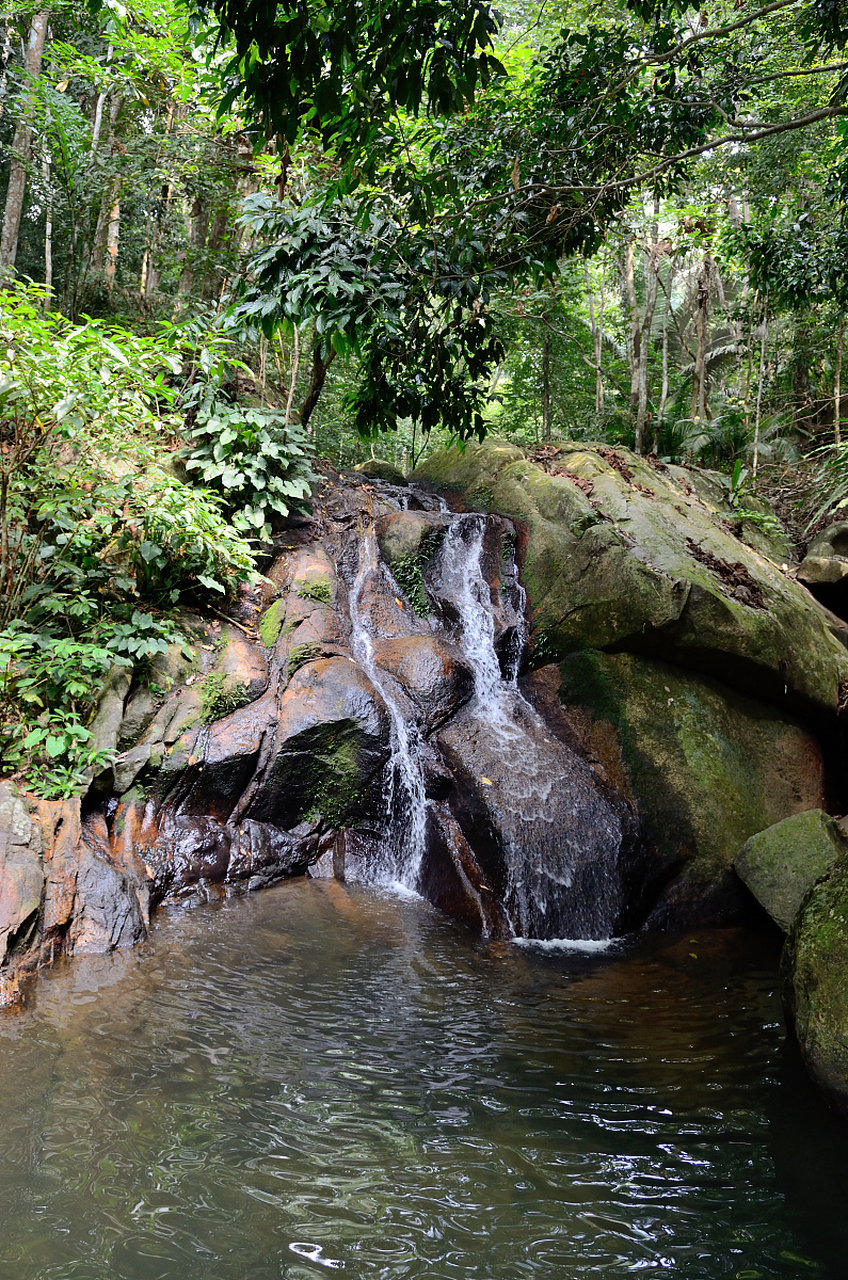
[3,0,848,794]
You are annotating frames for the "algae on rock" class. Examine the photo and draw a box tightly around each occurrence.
[735,809,846,932]
[414,439,848,719]
[549,651,826,926]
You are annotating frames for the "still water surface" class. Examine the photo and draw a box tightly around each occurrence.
[0,879,847,1280]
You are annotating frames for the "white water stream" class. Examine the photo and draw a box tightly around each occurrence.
[347,527,429,891]
[345,508,623,941]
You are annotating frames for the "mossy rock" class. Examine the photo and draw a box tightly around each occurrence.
[260,597,287,647]
[735,809,846,932]
[354,458,406,483]
[782,855,848,1115]
[245,657,391,830]
[413,438,848,718]
[376,511,445,566]
[553,650,827,926]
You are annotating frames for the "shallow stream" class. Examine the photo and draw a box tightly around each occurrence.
[1,880,847,1279]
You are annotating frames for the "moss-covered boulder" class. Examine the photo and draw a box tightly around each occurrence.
[244,657,391,830]
[414,439,848,718]
[546,651,826,926]
[782,856,848,1115]
[353,458,406,483]
[735,810,846,932]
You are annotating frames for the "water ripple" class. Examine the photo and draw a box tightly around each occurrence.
[0,880,844,1279]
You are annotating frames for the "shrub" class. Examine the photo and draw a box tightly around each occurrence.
[183,390,317,539]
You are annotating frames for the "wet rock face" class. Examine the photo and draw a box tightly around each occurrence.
[371,637,474,732]
[782,856,848,1116]
[542,651,828,928]
[436,694,636,939]
[0,784,151,1004]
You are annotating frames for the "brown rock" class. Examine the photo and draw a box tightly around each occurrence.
[372,636,474,731]
[244,657,391,829]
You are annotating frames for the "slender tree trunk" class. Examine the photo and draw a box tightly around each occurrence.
[691,256,711,422]
[178,195,209,297]
[88,93,123,283]
[201,204,232,299]
[624,237,640,419]
[657,261,676,441]
[104,191,120,289]
[753,297,769,481]
[0,20,13,117]
[141,100,179,297]
[0,12,49,277]
[285,326,300,427]
[836,316,844,448]
[43,138,52,305]
[541,325,552,440]
[299,345,336,428]
[635,201,661,453]
[584,260,605,416]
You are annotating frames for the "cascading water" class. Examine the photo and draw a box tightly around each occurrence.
[340,498,631,940]
[347,526,429,892]
[429,513,628,941]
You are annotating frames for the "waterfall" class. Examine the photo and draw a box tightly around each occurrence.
[347,527,429,892]
[341,505,627,941]
[430,514,625,941]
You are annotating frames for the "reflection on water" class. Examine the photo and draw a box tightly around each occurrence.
[0,879,846,1279]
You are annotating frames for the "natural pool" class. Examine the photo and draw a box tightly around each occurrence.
[0,879,846,1280]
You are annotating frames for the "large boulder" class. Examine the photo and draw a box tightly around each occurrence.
[353,458,406,483]
[797,521,848,617]
[0,783,43,972]
[540,651,827,927]
[735,809,847,932]
[372,636,474,732]
[782,856,848,1115]
[243,657,391,829]
[0,784,151,1003]
[414,439,848,719]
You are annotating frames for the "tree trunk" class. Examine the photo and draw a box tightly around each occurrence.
[753,297,769,481]
[657,260,677,442]
[0,12,49,277]
[201,204,232,300]
[635,202,661,453]
[299,345,336,428]
[584,260,605,416]
[177,195,209,297]
[624,237,640,419]
[88,93,123,283]
[541,326,552,440]
[104,192,120,289]
[836,316,844,448]
[691,256,711,422]
[43,137,52,305]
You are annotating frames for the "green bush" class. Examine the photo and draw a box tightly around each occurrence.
[183,390,317,539]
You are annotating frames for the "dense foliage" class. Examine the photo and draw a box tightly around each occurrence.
[4,0,848,792]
